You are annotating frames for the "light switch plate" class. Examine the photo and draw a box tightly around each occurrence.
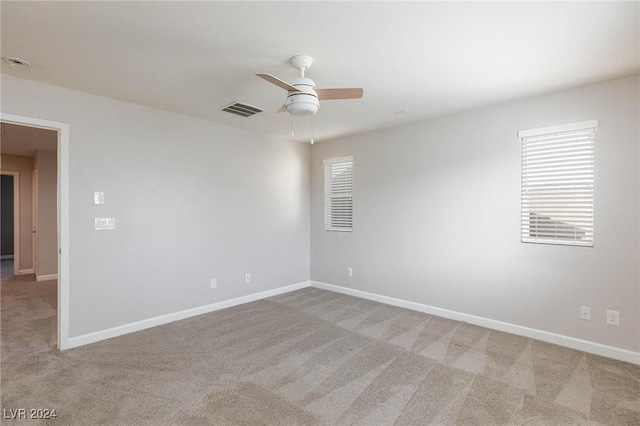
[94,192,104,205]
[94,217,115,230]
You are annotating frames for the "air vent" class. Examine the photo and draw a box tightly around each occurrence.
[221,102,263,118]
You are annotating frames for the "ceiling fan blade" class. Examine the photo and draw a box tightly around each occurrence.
[276,104,287,113]
[256,74,301,92]
[316,88,364,100]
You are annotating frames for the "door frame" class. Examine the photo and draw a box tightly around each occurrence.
[0,113,70,350]
[0,171,20,276]
[32,169,38,276]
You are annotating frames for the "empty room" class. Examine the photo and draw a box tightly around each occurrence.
[1,1,639,425]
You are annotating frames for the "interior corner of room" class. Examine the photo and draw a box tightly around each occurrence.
[3,73,638,365]
[1,2,639,423]
[2,2,640,370]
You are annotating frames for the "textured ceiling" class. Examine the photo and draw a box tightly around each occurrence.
[1,1,638,143]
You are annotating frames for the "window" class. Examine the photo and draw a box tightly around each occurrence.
[518,120,597,247]
[324,156,353,232]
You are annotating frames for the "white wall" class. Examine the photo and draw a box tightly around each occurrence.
[1,74,310,338]
[311,75,640,353]
[2,72,638,357]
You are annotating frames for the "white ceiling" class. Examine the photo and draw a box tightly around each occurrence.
[1,123,57,157]
[1,2,638,143]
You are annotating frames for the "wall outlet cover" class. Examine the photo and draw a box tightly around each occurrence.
[606,309,620,326]
[580,306,591,321]
[94,217,115,230]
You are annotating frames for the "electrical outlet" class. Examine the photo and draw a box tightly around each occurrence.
[606,310,620,326]
[210,279,217,289]
[245,273,251,283]
[580,306,591,321]
[347,267,353,277]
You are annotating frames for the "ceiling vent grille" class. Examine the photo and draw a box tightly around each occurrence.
[221,102,263,118]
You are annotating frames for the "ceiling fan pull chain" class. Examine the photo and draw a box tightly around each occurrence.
[310,114,314,144]
[290,113,294,137]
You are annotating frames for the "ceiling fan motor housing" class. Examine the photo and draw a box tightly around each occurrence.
[286,77,319,116]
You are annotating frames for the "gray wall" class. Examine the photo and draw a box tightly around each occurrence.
[1,74,311,338]
[311,75,639,353]
[1,175,14,256]
[0,154,34,271]
[3,72,637,354]
[35,150,58,277]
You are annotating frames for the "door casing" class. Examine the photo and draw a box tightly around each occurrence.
[0,113,70,350]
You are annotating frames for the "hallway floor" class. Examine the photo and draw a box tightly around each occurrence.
[1,273,57,361]
[1,259,15,280]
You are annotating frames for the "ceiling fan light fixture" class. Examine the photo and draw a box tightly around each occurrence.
[256,55,362,119]
[285,77,319,116]
[286,100,319,116]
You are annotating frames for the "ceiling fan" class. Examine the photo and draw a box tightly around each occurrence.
[257,55,363,116]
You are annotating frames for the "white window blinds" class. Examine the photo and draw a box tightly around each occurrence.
[518,120,597,247]
[324,156,353,232]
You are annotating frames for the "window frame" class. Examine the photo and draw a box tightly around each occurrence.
[323,156,354,232]
[518,120,598,247]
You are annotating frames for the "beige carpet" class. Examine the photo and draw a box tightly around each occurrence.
[2,274,639,425]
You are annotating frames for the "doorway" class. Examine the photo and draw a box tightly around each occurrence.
[0,113,69,349]
[1,172,19,278]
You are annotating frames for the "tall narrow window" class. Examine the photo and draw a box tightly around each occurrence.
[324,156,353,232]
[518,120,597,247]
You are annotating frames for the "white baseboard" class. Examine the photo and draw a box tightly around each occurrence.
[67,280,311,349]
[36,273,58,282]
[311,281,640,365]
[19,269,34,275]
[0,255,14,260]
